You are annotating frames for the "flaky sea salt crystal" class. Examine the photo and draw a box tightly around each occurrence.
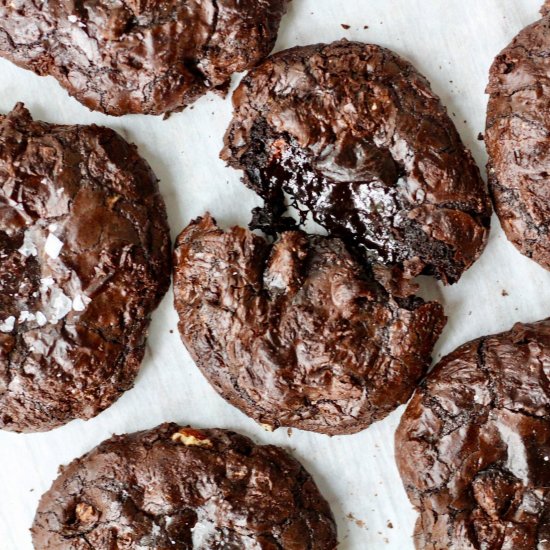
[18,230,38,257]
[72,294,90,312]
[40,277,55,288]
[35,312,47,326]
[50,289,73,322]
[0,316,16,333]
[18,311,36,323]
[48,223,58,233]
[44,233,63,259]
[192,523,217,548]
[7,198,19,209]
[68,14,77,22]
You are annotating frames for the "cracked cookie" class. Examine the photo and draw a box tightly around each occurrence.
[173,214,446,435]
[0,0,289,116]
[31,423,338,549]
[395,319,550,549]
[485,4,550,271]
[0,104,171,433]
[222,40,492,285]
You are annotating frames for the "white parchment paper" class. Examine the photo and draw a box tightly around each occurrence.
[1,1,549,548]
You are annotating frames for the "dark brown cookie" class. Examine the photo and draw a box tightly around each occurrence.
[173,214,445,435]
[222,40,491,285]
[395,319,550,550]
[486,5,550,271]
[0,1,289,116]
[0,104,171,433]
[31,423,338,549]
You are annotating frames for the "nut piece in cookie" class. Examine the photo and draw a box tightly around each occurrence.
[74,503,100,526]
[0,1,290,116]
[173,213,446,435]
[32,423,338,549]
[171,428,213,448]
[0,103,171,433]
[396,319,550,549]
[222,40,491,284]
[486,6,550,271]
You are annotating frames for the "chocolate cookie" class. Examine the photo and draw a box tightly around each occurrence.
[485,5,550,271]
[0,104,170,433]
[32,423,338,549]
[173,214,445,435]
[0,1,289,116]
[222,40,491,284]
[395,319,550,549]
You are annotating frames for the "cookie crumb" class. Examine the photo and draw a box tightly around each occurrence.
[346,513,366,529]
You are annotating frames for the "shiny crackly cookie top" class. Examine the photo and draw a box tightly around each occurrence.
[0,104,170,432]
[0,0,290,115]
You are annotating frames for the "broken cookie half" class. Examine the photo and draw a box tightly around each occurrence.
[222,40,492,285]
[173,214,446,435]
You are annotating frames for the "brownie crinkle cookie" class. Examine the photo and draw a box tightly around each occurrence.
[0,0,290,116]
[32,423,337,549]
[173,214,445,435]
[222,40,491,284]
[0,104,170,432]
[486,4,550,271]
[396,319,550,549]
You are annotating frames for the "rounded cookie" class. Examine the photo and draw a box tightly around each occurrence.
[222,40,491,284]
[0,0,290,116]
[0,104,171,432]
[173,214,445,435]
[31,423,338,549]
[485,5,550,271]
[395,319,550,549]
